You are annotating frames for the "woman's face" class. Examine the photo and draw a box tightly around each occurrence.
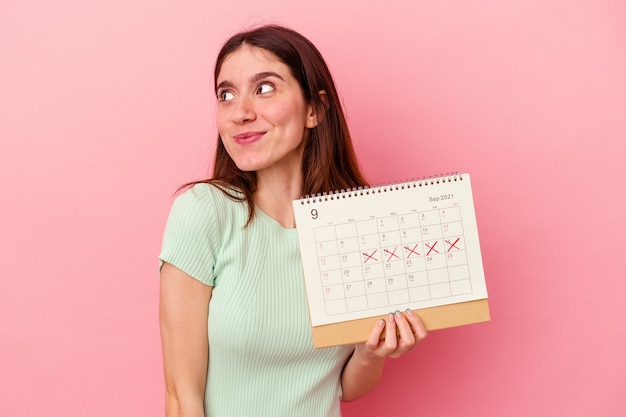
[215,45,318,175]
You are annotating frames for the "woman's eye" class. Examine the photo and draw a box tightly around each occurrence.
[257,83,275,94]
[218,90,235,101]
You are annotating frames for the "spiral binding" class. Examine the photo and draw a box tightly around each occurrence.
[298,172,462,204]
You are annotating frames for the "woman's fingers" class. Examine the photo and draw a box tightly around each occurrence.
[393,310,416,348]
[405,309,428,342]
[382,312,398,354]
[362,310,427,358]
[365,318,386,351]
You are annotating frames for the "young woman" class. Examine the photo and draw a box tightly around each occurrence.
[159,24,427,417]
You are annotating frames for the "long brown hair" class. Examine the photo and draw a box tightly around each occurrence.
[196,24,368,222]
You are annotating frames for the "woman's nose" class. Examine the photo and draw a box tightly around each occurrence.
[232,95,256,124]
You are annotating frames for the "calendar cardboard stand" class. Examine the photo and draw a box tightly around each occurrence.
[310,299,490,349]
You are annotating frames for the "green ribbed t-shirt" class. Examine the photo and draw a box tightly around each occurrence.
[159,183,354,417]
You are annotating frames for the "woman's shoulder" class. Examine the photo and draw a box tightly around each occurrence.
[171,182,246,222]
[176,181,243,205]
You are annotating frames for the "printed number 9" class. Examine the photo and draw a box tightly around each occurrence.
[311,209,318,220]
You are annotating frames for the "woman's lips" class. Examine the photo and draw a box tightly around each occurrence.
[233,131,265,145]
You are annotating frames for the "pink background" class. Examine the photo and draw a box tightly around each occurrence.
[1,1,625,416]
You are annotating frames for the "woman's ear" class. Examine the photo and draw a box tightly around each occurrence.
[305,90,328,128]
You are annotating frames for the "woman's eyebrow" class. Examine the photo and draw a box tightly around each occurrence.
[216,80,234,91]
[251,71,285,83]
[216,71,286,91]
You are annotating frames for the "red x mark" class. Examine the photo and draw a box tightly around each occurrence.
[426,241,439,255]
[384,247,399,262]
[446,238,461,252]
[404,244,420,258]
[362,250,378,263]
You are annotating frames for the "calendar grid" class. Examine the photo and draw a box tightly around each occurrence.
[314,206,473,317]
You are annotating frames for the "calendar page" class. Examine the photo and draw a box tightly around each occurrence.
[293,173,488,328]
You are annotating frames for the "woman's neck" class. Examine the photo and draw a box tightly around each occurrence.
[254,168,303,229]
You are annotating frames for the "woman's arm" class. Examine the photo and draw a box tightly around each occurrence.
[341,310,427,402]
[160,262,213,417]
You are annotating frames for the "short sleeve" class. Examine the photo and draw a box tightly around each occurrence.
[158,185,219,286]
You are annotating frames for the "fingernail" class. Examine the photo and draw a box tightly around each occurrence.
[379,318,385,327]
[394,310,402,318]
[388,313,395,323]
[405,308,414,316]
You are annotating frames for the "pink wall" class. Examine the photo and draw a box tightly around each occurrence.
[1,1,625,416]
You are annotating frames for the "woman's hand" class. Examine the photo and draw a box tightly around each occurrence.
[341,310,427,402]
[356,309,427,360]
